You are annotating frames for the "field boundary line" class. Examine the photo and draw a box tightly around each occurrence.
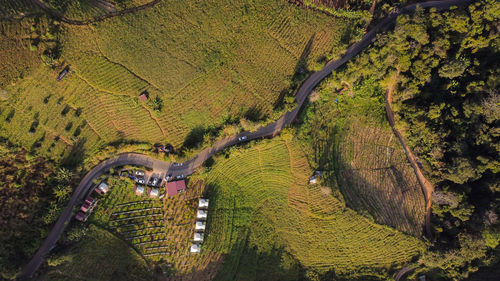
[385,72,434,239]
[95,43,162,91]
[140,105,166,137]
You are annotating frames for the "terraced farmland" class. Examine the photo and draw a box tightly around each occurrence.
[1,0,358,160]
[200,138,425,279]
[334,121,426,236]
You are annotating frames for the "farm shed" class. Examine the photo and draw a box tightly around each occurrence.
[309,176,317,184]
[139,93,148,102]
[149,188,159,198]
[198,198,209,208]
[166,180,186,197]
[98,182,109,193]
[197,209,208,219]
[193,232,204,242]
[195,221,206,231]
[135,185,145,196]
[190,244,201,253]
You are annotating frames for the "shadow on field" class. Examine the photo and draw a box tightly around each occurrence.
[60,138,86,170]
[274,33,316,110]
[310,122,425,236]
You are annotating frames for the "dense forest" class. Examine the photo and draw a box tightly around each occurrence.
[300,0,499,279]
[0,143,75,279]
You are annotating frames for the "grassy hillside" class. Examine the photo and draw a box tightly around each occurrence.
[0,0,360,163]
[40,225,153,281]
[200,138,425,280]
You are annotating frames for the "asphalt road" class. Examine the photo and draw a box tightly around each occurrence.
[18,0,474,279]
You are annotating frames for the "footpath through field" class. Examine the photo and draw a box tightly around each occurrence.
[18,0,474,279]
[386,82,435,239]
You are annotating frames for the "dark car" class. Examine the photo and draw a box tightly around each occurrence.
[165,173,173,181]
[173,162,183,167]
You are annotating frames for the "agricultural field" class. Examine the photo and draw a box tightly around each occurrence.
[333,121,426,236]
[39,225,153,281]
[0,0,40,19]
[0,0,362,163]
[80,175,220,280]
[198,138,425,280]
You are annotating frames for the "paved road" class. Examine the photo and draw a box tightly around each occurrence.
[18,0,474,279]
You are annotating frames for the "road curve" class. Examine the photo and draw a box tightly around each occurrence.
[18,0,474,279]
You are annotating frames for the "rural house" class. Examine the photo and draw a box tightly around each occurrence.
[166,180,186,197]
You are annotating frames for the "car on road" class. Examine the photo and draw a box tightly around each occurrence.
[173,162,183,167]
[135,170,145,177]
[165,173,173,181]
[238,136,247,141]
[136,179,145,184]
[176,174,185,180]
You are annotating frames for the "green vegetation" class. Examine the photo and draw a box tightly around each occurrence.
[0,144,75,279]
[0,0,362,166]
[40,225,153,281]
[199,138,424,280]
[297,0,500,279]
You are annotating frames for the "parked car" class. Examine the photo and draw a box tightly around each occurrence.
[176,174,185,180]
[173,162,183,167]
[165,173,173,181]
[135,170,145,177]
[238,136,248,141]
[151,177,159,186]
[136,179,145,184]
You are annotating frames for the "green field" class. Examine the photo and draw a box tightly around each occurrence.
[40,225,153,281]
[0,0,361,162]
[199,138,425,280]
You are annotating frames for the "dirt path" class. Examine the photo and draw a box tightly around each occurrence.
[386,82,434,239]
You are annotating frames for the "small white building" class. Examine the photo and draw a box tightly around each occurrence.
[198,198,209,209]
[196,209,208,219]
[195,221,206,231]
[135,186,144,196]
[98,182,109,193]
[193,232,204,242]
[309,176,317,185]
[149,188,159,198]
[190,244,201,253]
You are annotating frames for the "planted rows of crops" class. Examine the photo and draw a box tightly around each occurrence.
[334,122,426,236]
[90,177,170,261]
[0,0,39,18]
[200,138,425,279]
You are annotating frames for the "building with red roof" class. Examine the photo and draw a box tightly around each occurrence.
[166,180,186,197]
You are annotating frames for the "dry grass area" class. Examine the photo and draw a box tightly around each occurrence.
[159,180,223,281]
[335,121,426,236]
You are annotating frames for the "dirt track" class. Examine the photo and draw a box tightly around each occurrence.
[18,0,473,279]
[386,85,434,239]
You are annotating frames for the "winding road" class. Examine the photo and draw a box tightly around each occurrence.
[18,0,474,279]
